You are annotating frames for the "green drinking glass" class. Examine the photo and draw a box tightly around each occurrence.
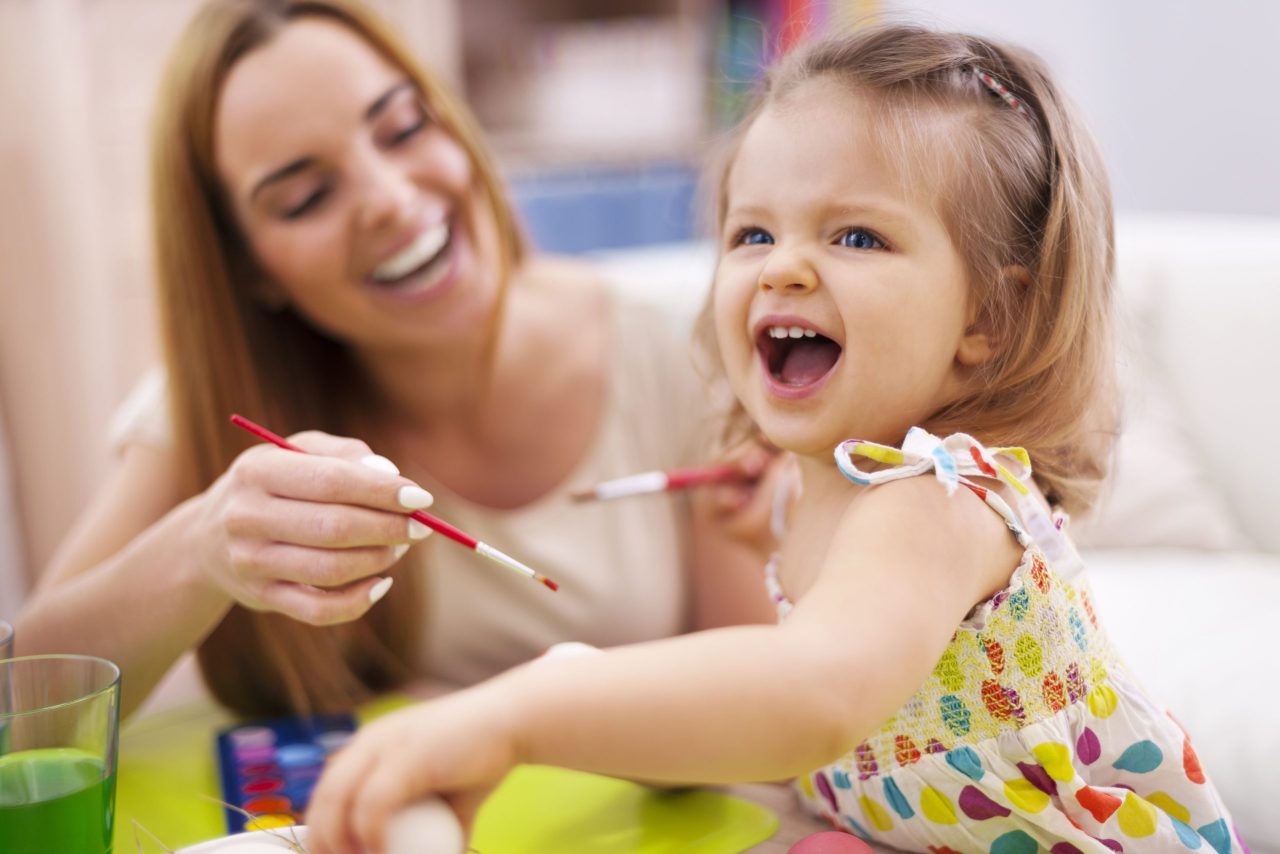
[0,654,121,853]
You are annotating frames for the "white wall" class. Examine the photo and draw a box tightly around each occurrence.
[892,0,1280,217]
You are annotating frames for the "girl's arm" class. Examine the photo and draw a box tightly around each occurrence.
[514,476,1019,782]
[306,475,1022,853]
[686,441,787,630]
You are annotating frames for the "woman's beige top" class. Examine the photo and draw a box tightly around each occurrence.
[110,291,712,687]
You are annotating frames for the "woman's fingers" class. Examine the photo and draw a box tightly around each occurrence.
[231,541,411,589]
[254,576,394,626]
[224,496,431,549]
[232,440,434,514]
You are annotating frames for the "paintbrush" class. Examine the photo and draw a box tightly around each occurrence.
[231,414,558,592]
[570,464,740,503]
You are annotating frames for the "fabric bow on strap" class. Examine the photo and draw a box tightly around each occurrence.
[834,427,1079,570]
[835,427,1032,498]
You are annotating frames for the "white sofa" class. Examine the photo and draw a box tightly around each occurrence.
[596,213,1280,852]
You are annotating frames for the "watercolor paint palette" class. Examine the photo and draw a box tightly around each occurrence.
[213,713,355,834]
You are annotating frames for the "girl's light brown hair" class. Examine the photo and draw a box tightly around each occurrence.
[150,0,526,715]
[704,23,1118,514]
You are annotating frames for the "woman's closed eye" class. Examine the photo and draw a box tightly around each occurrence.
[837,227,885,250]
[383,114,427,147]
[282,187,329,221]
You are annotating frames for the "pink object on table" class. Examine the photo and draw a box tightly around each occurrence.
[788,831,876,854]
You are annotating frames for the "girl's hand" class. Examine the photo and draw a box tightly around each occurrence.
[189,431,434,625]
[702,436,796,557]
[305,685,518,854]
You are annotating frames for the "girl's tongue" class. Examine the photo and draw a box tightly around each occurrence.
[761,333,842,386]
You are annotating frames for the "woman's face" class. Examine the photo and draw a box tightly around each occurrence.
[214,18,502,353]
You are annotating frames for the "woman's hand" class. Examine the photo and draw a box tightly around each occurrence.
[189,431,434,625]
[305,684,518,854]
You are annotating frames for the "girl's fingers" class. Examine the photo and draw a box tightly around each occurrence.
[256,576,392,626]
[352,765,413,853]
[445,787,491,838]
[307,742,376,854]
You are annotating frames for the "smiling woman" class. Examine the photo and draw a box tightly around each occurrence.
[14,0,777,719]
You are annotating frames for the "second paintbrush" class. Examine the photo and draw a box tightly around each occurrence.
[570,464,740,503]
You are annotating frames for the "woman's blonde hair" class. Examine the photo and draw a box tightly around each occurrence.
[150,0,526,715]
[703,23,1118,514]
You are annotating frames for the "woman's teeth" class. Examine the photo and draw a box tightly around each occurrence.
[766,326,819,339]
[371,222,450,283]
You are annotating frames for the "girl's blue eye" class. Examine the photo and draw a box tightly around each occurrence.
[839,228,883,250]
[736,228,774,247]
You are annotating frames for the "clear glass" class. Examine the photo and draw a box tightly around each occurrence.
[0,655,121,853]
[0,619,11,660]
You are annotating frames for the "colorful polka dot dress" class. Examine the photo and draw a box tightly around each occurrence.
[767,428,1245,853]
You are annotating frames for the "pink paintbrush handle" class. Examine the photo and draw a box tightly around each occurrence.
[229,414,557,591]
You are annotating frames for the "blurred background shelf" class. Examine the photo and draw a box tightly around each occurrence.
[452,0,860,251]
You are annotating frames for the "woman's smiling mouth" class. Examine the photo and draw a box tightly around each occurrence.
[365,219,457,299]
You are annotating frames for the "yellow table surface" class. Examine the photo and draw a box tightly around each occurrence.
[114,696,779,853]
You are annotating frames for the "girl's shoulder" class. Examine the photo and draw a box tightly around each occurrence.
[843,475,1026,570]
[830,443,1032,610]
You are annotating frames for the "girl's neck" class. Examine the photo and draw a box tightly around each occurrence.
[793,451,864,518]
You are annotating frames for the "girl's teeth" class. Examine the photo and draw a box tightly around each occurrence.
[767,326,819,338]
[372,223,450,282]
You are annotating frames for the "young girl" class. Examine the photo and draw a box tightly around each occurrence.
[306,25,1243,854]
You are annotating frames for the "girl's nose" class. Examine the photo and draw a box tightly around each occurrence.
[357,150,417,231]
[757,244,818,293]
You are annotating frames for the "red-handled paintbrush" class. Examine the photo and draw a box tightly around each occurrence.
[570,464,740,503]
[230,414,558,592]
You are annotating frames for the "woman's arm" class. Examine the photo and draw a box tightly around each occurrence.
[17,433,439,718]
[17,444,230,716]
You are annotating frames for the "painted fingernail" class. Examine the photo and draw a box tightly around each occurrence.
[369,577,394,604]
[398,485,434,509]
[408,518,430,540]
[361,454,400,475]
[393,543,410,561]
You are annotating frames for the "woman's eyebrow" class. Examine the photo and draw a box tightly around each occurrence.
[247,81,416,204]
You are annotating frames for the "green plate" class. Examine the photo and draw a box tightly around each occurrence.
[473,765,778,853]
[114,697,777,853]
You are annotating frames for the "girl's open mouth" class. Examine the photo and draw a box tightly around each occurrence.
[756,323,843,399]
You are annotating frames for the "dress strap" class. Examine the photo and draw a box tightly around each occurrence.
[834,427,1080,570]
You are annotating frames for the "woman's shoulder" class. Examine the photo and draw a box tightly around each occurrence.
[107,367,171,452]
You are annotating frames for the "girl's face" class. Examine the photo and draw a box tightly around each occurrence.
[714,78,992,457]
[214,19,501,353]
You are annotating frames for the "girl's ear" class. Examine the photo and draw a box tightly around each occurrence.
[956,265,1032,367]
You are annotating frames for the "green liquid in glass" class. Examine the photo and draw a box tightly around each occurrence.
[0,747,116,853]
